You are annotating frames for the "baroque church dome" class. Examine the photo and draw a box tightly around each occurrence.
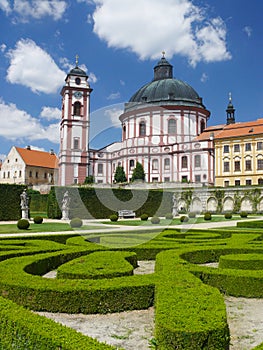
[126,55,206,111]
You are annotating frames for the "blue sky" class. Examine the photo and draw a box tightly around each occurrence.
[0,0,262,160]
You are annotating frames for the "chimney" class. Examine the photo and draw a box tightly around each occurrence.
[50,149,55,155]
[26,145,31,150]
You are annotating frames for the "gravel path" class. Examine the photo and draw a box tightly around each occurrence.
[40,261,263,350]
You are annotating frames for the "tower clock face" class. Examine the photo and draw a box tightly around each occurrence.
[74,91,83,99]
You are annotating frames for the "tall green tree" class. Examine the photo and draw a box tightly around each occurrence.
[131,162,145,182]
[114,166,127,183]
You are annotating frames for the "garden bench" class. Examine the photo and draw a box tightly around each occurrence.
[118,210,136,219]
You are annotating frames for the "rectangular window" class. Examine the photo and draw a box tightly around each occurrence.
[29,171,32,177]
[194,155,201,168]
[152,177,159,182]
[152,159,159,170]
[245,143,251,152]
[164,177,170,182]
[36,172,38,178]
[223,145,229,153]
[223,161,230,172]
[246,179,252,186]
[245,159,252,171]
[257,142,263,150]
[235,180,240,186]
[224,180,229,187]
[73,138,79,150]
[19,171,22,177]
[257,159,263,170]
[234,144,240,152]
[164,158,170,170]
[44,172,47,179]
[181,175,188,183]
[181,156,188,169]
[195,175,201,183]
[98,164,103,174]
[234,161,241,172]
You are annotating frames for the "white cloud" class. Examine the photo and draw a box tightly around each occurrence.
[0,0,11,14]
[6,38,66,94]
[201,73,208,83]
[243,26,252,38]
[40,106,61,120]
[0,98,59,143]
[104,107,123,126]
[5,0,68,21]
[0,43,7,52]
[107,92,121,100]
[91,0,231,66]
[0,154,7,162]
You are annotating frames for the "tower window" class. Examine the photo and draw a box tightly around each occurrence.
[75,77,81,85]
[73,101,81,116]
[73,138,80,150]
[168,119,176,134]
[139,121,146,136]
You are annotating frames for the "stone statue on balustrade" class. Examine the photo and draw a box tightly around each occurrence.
[20,189,29,219]
[61,191,70,220]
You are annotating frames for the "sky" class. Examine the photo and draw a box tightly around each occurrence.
[0,0,262,160]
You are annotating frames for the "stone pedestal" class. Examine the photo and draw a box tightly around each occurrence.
[62,209,69,220]
[21,208,29,219]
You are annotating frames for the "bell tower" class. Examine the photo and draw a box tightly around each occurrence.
[59,56,93,186]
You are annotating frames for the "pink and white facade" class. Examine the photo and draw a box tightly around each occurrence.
[59,64,92,186]
[59,57,215,186]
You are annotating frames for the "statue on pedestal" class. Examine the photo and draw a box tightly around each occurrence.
[20,189,29,219]
[61,191,70,220]
[172,193,178,217]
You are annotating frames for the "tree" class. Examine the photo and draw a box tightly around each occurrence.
[131,162,145,182]
[83,175,94,184]
[114,166,127,183]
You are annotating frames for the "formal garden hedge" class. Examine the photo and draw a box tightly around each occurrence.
[0,184,26,220]
[47,186,173,219]
[1,227,263,348]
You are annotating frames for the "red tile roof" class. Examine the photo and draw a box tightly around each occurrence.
[195,119,263,141]
[16,147,58,169]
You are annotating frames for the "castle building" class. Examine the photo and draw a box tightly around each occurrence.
[59,55,215,185]
[0,146,58,187]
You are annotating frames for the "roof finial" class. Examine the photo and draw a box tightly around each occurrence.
[229,92,232,102]
[75,54,79,67]
[162,51,165,58]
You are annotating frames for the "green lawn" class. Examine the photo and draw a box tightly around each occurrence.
[102,215,258,226]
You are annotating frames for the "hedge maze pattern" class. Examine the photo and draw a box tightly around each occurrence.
[0,224,263,349]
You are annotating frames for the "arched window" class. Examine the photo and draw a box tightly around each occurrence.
[181,156,188,169]
[200,120,205,133]
[152,159,159,170]
[73,101,81,116]
[168,119,176,134]
[129,159,135,169]
[139,121,146,136]
[122,124,126,139]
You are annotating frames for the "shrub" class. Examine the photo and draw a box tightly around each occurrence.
[151,216,160,224]
[141,213,149,221]
[165,213,173,220]
[224,212,232,219]
[17,219,30,230]
[204,212,212,220]
[70,218,83,228]
[240,211,248,218]
[188,212,196,218]
[33,216,43,224]
[180,215,189,223]
[109,214,118,222]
